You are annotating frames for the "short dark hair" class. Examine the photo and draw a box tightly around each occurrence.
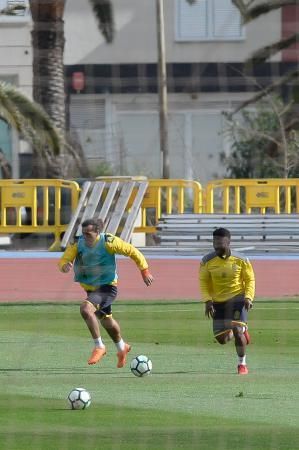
[81,218,104,233]
[213,227,231,238]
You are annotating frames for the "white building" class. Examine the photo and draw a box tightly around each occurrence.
[0,0,31,177]
[0,0,292,184]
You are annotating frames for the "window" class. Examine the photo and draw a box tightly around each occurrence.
[0,0,30,22]
[175,0,244,41]
[0,75,18,85]
[70,96,106,130]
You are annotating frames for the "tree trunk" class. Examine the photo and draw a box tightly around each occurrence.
[30,0,66,178]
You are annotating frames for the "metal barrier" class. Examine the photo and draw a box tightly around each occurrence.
[93,178,203,234]
[61,179,149,249]
[77,177,203,236]
[7,177,299,249]
[205,179,299,214]
[0,179,80,250]
[135,179,203,233]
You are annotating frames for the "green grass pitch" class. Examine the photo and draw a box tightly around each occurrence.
[0,300,299,450]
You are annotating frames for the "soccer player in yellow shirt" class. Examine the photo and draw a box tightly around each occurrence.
[59,218,153,368]
[199,227,255,375]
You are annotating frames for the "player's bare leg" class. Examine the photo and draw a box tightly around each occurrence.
[243,326,251,345]
[215,329,233,345]
[100,315,121,342]
[80,301,100,339]
[233,326,248,375]
[100,316,131,368]
[80,301,106,365]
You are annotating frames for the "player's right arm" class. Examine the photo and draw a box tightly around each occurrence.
[58,243,78,273]
[199,260,213,302]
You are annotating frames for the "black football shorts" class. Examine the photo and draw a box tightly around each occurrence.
[85,285,118,318]
[212,294,247,337]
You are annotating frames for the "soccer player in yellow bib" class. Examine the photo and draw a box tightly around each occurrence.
[59,218,153,368]
[199,227,255,375]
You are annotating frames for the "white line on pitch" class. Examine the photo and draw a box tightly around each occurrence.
[114,306,299,313]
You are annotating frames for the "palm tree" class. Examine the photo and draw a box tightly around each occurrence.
[1,0,114,178]
[30,0,114,132]
[28,0,115,177]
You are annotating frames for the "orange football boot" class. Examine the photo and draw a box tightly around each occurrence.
[237,364,249,375]
[88,347,106,365]
[116,343,131,368]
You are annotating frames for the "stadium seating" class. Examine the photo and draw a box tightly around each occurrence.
[148,213,299,254]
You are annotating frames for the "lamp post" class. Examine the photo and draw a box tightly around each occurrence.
[156,0,170,178]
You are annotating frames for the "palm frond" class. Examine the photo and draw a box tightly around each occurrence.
[231,0,247,17]
[245,33,299,67]
[0,83,33,144]
[236,0,297,24]
[89,0,114,43]
[0,82,62,155]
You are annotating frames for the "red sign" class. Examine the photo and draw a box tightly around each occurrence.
[72,72,85,92]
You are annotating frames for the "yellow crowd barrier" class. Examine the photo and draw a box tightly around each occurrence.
[205,179,299,214]
[0,178,203,248]
[0,179,80,250]
[135,179,203,233]
[2,177,298,250]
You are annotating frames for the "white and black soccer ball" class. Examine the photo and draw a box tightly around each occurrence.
[68,387,91,410]
[130,355,152,377]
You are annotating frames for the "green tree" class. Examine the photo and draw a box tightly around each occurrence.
[226,1,299,179]
[222,95,299,178]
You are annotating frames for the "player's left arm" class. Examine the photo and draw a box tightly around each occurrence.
[104,234,154,286]
[242,258,255,310]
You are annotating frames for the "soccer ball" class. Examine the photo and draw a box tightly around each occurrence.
[67,387,91,410]
[130,355,152,377]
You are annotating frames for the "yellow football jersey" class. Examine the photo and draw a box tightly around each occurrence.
[199,251,255,303]
[59,233,148,291]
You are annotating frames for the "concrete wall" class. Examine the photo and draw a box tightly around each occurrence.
[0,2,283,107]
[64,0,281,65]
[70,91,254,184]
[0,18,32,96]
[0,12,32,176]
